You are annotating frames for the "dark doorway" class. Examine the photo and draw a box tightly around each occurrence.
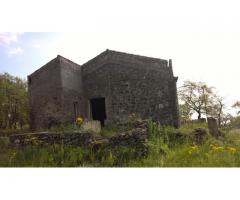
[90,98,106,126]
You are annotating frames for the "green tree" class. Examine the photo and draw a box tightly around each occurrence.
[178,81,215,120]
[208,95,225,127]
[0,73,29,129]
[178,103,193,123]
[232,101,240,115]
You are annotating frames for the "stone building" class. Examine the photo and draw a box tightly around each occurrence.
[28,50,179,130]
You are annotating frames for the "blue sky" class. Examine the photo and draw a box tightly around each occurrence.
[0,33,63,78]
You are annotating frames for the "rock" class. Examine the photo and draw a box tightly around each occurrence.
[9,121,149,158]
[81,120,101,133]
[207,117,220,137]
[192,128,207,142]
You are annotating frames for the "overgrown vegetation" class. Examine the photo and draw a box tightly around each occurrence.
[1,120,240,167]
[1,73,240,167]
[0,73,29,131]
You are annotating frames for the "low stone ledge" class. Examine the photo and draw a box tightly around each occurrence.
[9,126,148,158]
[9,132,100,147]
[108,127,148,157]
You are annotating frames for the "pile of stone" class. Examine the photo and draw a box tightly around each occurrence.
[9,120,149,158]
[191,128,208,143]
[108,127,148,157]
[9,132,98,147]
[207,117,221,137]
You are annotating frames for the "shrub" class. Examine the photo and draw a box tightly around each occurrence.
[0,137,10,148]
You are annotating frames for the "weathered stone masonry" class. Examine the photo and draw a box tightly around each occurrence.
[28,50,179,130]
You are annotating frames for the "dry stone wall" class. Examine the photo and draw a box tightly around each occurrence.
[28,58,63,130]
[9,121,149,158]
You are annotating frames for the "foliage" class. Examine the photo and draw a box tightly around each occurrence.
[178,80,217,119]
[232,101,240,115]
[100,125,118,137]
[0,73,29,130]
[208,96,227,127]
[179,103,194,123]
[2,120,240,167]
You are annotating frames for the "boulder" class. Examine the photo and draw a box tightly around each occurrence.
[81,120,101,133]
[207,117,220,137]
[192,128,207,142]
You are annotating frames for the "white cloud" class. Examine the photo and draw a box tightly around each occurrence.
[0,32,24,56]
[0,32,23,46]
[8,47,24,56]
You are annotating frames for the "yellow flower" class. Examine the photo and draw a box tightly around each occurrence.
[10,152,17,161]
[210,144,215,148]
[212,146,224,151]
[190,145,198,150]
[188,150,193,155]
[227,147,237,154]
[76,117,83,125]
[188,145,198,155]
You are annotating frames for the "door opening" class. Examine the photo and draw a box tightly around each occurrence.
[90,98,106,126]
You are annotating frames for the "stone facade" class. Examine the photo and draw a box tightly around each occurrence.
[28,50,179,130]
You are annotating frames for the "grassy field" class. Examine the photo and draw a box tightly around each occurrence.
[1,121,240,167]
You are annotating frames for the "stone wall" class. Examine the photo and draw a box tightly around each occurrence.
[59,56,86,123]
[9,123,148,158]
[83,59,179,127]
[28,50,179,130]
[28,56,85,130]
[28,57,63,130]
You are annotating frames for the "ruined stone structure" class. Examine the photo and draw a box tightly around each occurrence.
[28,50,179,130]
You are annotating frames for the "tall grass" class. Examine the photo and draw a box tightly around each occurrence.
[1,121,240,167]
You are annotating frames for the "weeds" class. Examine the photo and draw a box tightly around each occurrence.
[1,121,240,167]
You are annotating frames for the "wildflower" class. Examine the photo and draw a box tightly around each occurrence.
[212,146,224,152]
[227,147,237,154]
[30,137,38,141]
[10,152,17,161]
[210,144,215,148]
[188,150,193,155]
[188,145,198,155]
[76,117,83,126]
[190,145,198,150]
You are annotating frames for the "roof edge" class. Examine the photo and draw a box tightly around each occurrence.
[81,50,109,67]
[106,49,168,63]
[57,55,81,68]
[28,55,81,77]
[28,56,59,77]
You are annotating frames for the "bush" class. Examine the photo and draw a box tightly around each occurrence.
[0,137,10,148]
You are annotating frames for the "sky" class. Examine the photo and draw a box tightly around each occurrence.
[0,0,240,114]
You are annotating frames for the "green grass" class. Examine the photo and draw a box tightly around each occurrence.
[1,121,240,167]
[0,144,140,167]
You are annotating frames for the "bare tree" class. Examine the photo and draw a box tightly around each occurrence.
[209,95,225,127]
[178,81,215,120]
[179,103,194,123]
[232,101,240,115]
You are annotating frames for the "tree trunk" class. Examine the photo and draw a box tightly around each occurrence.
[218,113,221,127]
[198,112,201,119]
